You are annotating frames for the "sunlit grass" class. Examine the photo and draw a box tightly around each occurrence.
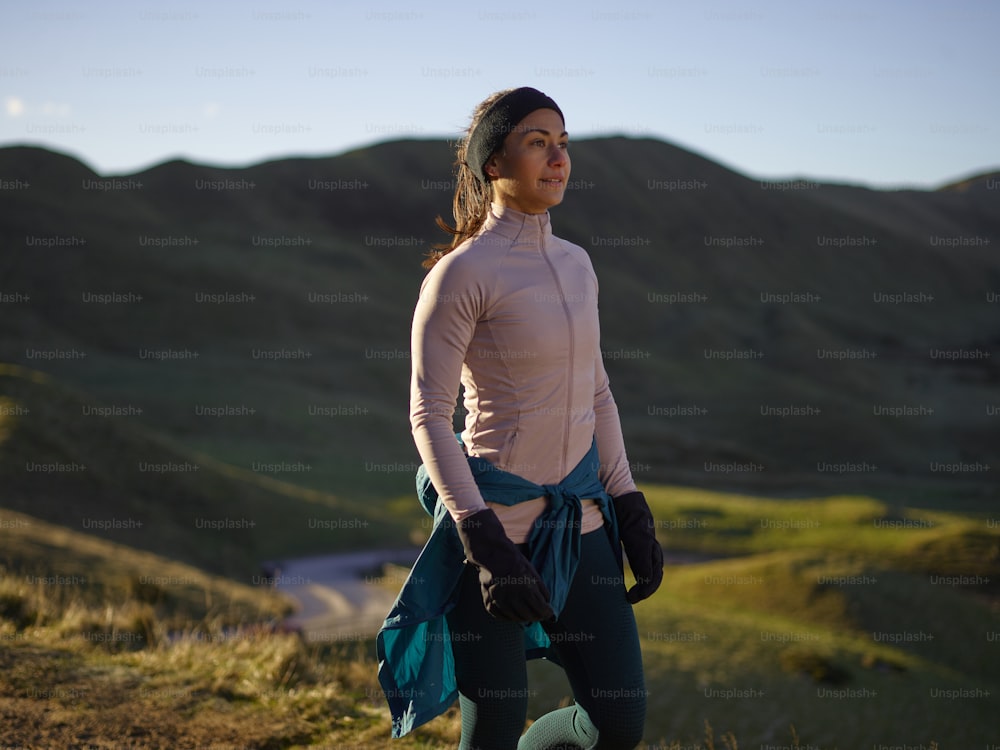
[0,506,459,747]
[642,484,999,575]
[2,477,997,746]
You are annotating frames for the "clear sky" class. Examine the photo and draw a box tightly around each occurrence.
[2,0,996,188]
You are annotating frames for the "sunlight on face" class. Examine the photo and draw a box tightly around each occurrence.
[486,108,570,215]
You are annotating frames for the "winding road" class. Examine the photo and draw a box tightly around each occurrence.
[271,548,419,643]
[271,548,717,642]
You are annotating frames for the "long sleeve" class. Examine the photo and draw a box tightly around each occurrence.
[593,352,638,498]
[581,250,635,498]
[409,256,489,522]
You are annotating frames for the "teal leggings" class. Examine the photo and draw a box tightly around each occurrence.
[445,527,647,750]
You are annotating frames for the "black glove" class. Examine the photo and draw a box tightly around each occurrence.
[613,491,664,603]
[456,508,554,623]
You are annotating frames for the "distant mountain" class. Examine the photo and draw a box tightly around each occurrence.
[1,138,997,513]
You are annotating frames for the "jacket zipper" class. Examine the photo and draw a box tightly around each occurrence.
[539,238,574,480]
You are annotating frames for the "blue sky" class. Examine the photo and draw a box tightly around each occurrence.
[2,0,996,188]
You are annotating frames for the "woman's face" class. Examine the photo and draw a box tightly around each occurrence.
[485,108,570,215]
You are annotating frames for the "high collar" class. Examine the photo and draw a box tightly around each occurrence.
[482,202,553,245]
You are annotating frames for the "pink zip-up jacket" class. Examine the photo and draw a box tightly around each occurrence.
[409,203,637,543]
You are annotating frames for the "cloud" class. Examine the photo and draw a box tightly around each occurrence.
[5,96,25,117]
[4,97,72,118]
[41,101,72,117]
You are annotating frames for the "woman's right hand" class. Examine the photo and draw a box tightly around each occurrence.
[456,508,555,623]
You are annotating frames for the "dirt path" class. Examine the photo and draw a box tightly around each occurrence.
[271,548,418,643]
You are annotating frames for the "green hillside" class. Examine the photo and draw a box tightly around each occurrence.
[0,364,413,579]
[530,488,1000,747]
[1,135,998,746]
[0,506,291,635]
[1,139,997,502]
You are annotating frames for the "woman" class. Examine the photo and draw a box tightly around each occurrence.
[378,86,663,750]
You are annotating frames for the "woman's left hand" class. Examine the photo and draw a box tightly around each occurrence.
[612,491,664,603]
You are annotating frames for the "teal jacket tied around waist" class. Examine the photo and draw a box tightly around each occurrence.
[376,436,620,738]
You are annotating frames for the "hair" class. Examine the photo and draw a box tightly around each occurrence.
[422,88,516,270]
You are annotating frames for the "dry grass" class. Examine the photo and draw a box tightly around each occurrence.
[1,611,462,748]
[0,506,455,748]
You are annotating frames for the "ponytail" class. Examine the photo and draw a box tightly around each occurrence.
[422,88,515,269]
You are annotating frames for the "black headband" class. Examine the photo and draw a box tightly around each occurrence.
[465,87,564,185]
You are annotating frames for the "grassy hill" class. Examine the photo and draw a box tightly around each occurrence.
[1,136,998,746]
[3,484,997,748]
[0,364,414,580]
[0,501,460,748]
[1,139,997,502]
[529,487,1000,748]
[0,506,292,636]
